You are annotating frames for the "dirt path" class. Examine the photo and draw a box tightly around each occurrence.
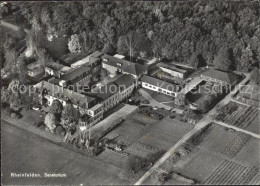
[1,20,30,33]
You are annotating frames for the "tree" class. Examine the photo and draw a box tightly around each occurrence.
[1,88,11,106]
[16,26,26,40]
[44,113,57,133]
[175,93,186,107]
[49,99,63,119]
[184,108,199,123]
[4,50,18,75]
[251,67,260,85]
[68,34,82,53]
[117,31,143,61]
[213,46,232,71]
[17,57,27,84]
[188,52,199,69]
[239,45,253,72]
[9,92,22,112]
[125,155,146,174]
[60,103,80,131]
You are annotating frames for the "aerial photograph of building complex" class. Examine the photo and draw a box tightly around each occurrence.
[1,1,259,185]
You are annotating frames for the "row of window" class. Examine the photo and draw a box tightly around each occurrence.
[143,83,174,96]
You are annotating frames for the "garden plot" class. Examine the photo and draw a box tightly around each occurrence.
[179,150,225,183]
[215,101,259,134]
[205,160,258,185]
[187,124,252,158]
[155,124,260,184]
[233,137,260,167]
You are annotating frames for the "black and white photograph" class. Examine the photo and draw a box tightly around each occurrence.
[1,0,260,185]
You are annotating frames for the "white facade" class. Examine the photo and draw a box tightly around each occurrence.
[71,56,89,68]
[102,63,118,75]
[159,67,185,79]
[141,82,177,97]
[102,83,135,112]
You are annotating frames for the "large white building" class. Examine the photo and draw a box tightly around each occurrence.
[92,74,137,112]
[140,75,179,97]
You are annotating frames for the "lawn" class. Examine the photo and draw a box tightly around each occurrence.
[144,88,175,103]
[137,118,193,150]
[2,123,132,185]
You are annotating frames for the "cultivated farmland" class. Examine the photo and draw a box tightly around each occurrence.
[215,101,259,134]
[150,124,260,184]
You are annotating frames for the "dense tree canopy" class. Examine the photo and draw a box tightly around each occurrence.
[10,1,260,70]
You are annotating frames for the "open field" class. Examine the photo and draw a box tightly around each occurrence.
[102,113,193,162]
[137,118,193,151]
[148,124,260,184]
[1,122,132,185]
[215,101,259,134]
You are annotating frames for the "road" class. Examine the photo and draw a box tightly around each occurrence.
[1,121,130,185]
[1,20,29,33]
[135,72,252,185]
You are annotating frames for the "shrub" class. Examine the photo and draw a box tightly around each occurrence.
[55,125,66,136]
[125,155,147,174]
[141,99,150,104]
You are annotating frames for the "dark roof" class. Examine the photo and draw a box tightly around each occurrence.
[157,62,188,73]
[34,81,96,107]
[60,65,91,81]
[92,82,119,100]
[59,53,88,65]
[46,61,72,73]
[102,54,147,76]
[90,51,104,58]
[140,75,179,92]
[114,74,135,88]
[201,69,238,84]
[92,74,135,100]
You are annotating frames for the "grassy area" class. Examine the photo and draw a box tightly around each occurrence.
[144,88,174,103]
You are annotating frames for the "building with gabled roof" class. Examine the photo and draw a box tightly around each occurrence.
[157,62,189,79]
[101,54,147,78]
[71,51,104,68]
[34,81,103,126]
[45,61,72,78]
[27,60,44,77]
[201,69,239,85]
[91,74,137,111]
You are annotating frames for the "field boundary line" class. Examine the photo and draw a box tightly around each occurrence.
[213,120,260,139]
